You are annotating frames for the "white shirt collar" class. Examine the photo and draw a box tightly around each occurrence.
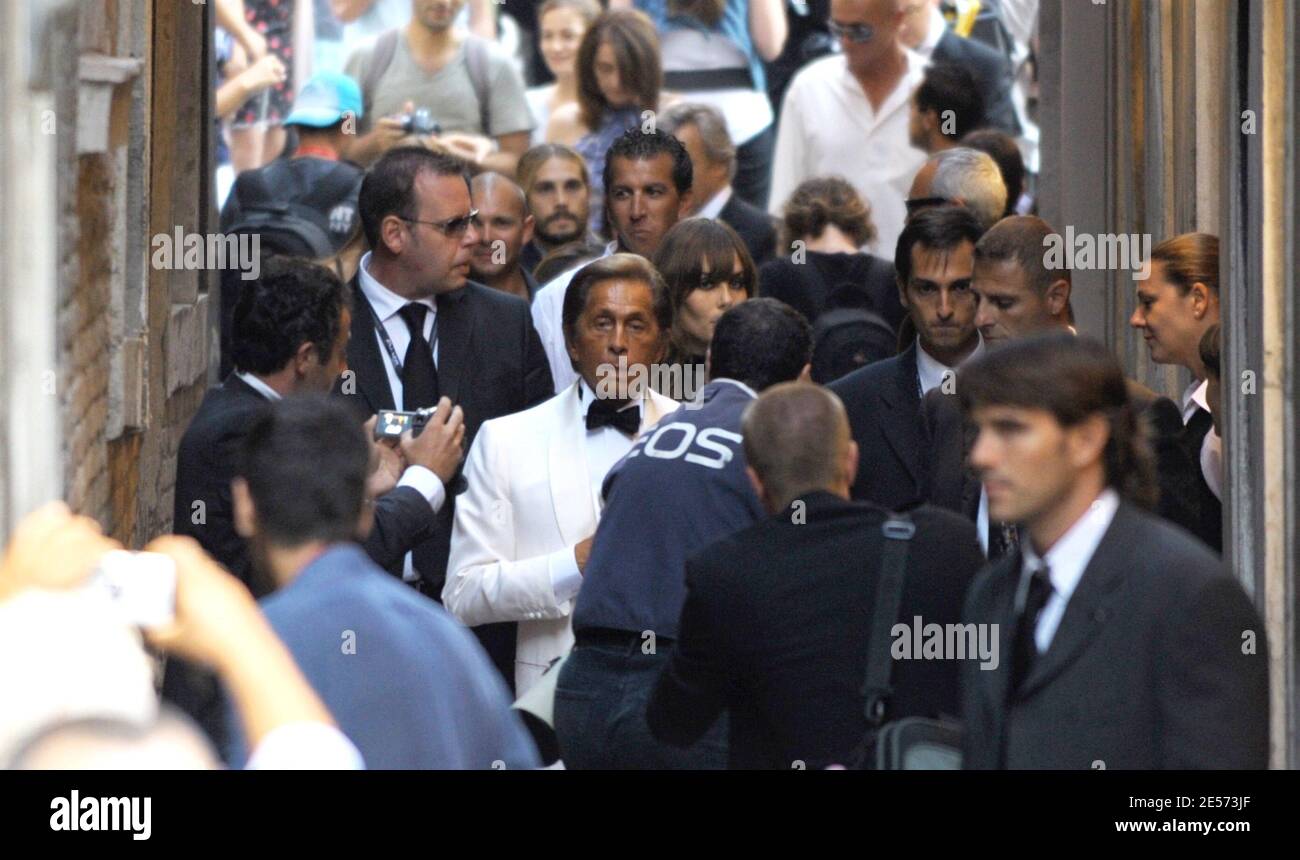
[236,372,282,401]
[917,5,947,57]
[1181,378,1209,424]
[1020,488,1120,611]
[357,251,436,322]
[696,186,733,221]
[915,334,984,396]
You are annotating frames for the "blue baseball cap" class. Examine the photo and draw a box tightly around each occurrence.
[283,72,364,128]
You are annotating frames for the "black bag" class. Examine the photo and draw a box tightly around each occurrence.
[853,514,964,769]
[217,158,363,377]
[810,303,897,385]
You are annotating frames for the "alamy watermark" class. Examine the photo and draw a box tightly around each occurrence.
[50,791,151,841]
[1043,227,1152,280]
[892,616,999,671]
[151,227,261,281]
[595,357,707,406]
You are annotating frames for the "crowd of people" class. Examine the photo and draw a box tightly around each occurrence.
[0,0,1269,770]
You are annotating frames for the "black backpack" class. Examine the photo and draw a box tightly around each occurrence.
[217,158,363,377]
[810,282,897,384]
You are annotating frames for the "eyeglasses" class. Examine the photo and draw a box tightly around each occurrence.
[400,209,479,237]
[905,196,954,216]
[828,20,876,43]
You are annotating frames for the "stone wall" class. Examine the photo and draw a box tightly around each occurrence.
[49,0,212,546]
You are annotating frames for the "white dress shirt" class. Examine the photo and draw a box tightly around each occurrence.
[1017,488,1120,654]
[357,251,439,409]
[530,240,618,392]
[355,251,447,580]
[769,51,929,258]
[916,334,983,397]
[696,185,733,221]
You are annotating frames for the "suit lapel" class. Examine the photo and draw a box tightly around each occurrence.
[548,383,595,545]
[346,277,395,412]
[960,415,982,519]
[984,552,1021,710]
[877,344,926,490]
[435,285,477,407]
[1017,504,1136,698]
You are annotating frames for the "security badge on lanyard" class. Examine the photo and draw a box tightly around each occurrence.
[360,291,439,378]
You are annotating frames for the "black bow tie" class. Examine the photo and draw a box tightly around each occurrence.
[586,398,640,435]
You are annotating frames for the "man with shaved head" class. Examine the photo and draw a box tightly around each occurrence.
[469,172,538,302]
[646,382,985,769]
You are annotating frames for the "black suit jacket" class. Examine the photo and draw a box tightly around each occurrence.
[645,492,986,769]
[932,29,1021,137]
[173,375,439,595]
[718,192,778,266]
[340,276,554,692]
[922,376,1218,548]
[172,376,269,593]
[340,276,553,587]
[960,501,1268,769]
[829,342,929,510]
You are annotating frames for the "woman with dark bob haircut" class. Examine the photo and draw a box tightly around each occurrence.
[651,218,756,399]
[758,176,904,333]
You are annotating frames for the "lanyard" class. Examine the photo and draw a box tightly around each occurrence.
[357,288,438,379]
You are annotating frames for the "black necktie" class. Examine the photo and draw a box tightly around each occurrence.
[398,303,439,409]
[1008,566,1052,700]
[586,397,640,435]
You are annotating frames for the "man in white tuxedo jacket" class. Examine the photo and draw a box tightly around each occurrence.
[445,254,680,694]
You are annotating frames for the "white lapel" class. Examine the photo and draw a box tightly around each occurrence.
[547,382,597,545]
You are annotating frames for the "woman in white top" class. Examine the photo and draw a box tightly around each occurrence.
[526,0,602,146]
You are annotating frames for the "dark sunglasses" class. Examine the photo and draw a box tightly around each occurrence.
[400,209,479,238]
[828,20,876,43]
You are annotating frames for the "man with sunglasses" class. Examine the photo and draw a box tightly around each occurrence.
[769,0,927,257]
[341,146,555,691]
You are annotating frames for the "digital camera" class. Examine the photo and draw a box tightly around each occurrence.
[375,407,437,440]
[397,108,441,136]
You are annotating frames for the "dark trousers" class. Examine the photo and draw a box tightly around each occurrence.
[733,124,775,212]
[554,638,728,769]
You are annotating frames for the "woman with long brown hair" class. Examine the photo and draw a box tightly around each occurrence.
[651,218,757,399]
[527,0,602,146]
[546,9,666,234]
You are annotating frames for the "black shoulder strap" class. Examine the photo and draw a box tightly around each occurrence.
[363,29,402,118]
[463,35,492,136]
[862,513,915,727]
